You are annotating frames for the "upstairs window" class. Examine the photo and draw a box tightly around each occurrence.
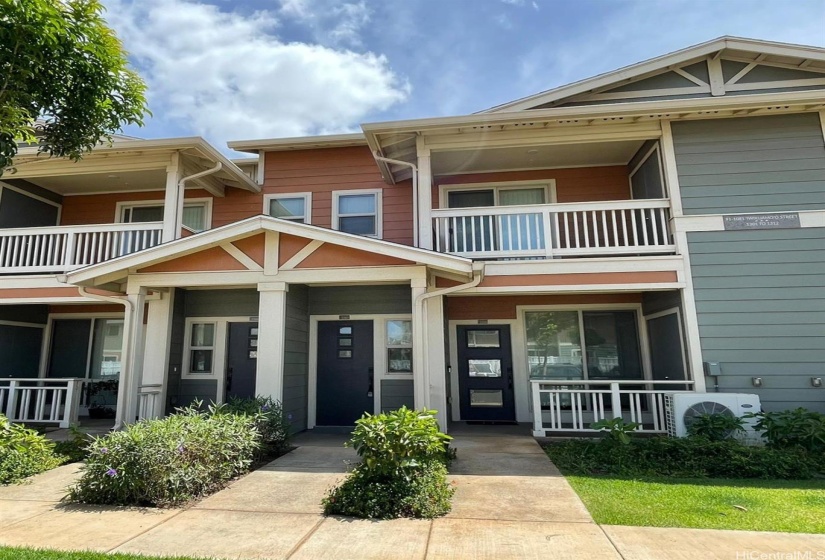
[333,190,382,238]
[266,193,311,224]
[119,200,210,232]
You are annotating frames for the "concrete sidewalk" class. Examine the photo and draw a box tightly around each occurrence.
[0,430,823,559]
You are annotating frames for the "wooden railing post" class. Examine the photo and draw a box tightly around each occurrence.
[63,232,76,268]
[531,381,545,437]
[610,382,622,420]
[61,379,82,428]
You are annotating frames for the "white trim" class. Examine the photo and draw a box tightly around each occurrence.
[280,240,324,270]
[644,307,689,384]
[263,192,312,225]
[672,231,707,392]
[819,110,825,145]
[220,242,263,271]
[0,181,63,210]
[438,179,557,209]
[575,85,711,103]
[116,197,213,232]
[332,189,383,239]
[182,316,253,403]
[40,313,126,384]
[0,319,46,329]
[307,313,411,429]
[707,55,725,96]
[659,120,685,217]
[726,77,825,91]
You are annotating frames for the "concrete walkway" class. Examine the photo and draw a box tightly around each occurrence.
[0,429,823,559]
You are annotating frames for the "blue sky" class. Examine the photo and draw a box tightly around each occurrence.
[105,0,825,152]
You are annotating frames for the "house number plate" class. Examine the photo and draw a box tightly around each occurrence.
[723,212,800,231]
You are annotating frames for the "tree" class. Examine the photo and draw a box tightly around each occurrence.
[0,0,147,175]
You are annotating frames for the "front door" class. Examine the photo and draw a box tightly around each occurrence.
[457,325,515,422]
[226,322,258,400]
[316,320,374,426]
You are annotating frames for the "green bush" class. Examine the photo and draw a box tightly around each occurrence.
[214,396,291,458]
[748,408,825,453]
[0,415,65,484]
[67,404,261,507]
[323,407,454,519]
[52,425,94,463]
[686,413,745,441]
[545,436,822,479]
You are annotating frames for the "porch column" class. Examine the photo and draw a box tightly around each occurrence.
[141,290,175,419]
[416,137,433,250]
[411,280,428,410]
[161,152,182,243]
[115,287,148,428]
[424,294,449,431]
[256,282,288,402]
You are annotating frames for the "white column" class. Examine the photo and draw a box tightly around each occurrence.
[424,294,449,431]
[411,279,428,409]
[141,290,175,419]
[416,137,433,250]
[256,282,288,402]
[115,288,147,428]
[161,152,182,242]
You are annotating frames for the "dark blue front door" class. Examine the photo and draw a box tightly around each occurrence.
[226,322,258,400]
[457,325,515,421]
[316,320,374,426]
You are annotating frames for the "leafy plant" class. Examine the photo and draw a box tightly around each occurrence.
[324,407,455,519]
[52,424,93,463]
[213,396,291,458]
[747,408,825,453]
[0,414,65,484]
[66,403,261,507]
[591,417,640,445]
[686,413,745,441]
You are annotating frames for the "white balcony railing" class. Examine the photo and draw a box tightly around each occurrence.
[433,199,674,259]
[0,378,84,428]
[0,222,163,273]
[138,384,163,421]
[530,379,695,436]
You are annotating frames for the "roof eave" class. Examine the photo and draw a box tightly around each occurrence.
[227,133,367,153]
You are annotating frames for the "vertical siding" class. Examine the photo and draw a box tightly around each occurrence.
[672,114,825,215]
[433,165,631,209]
[283,285,309,433]
[687,229,825,413]
[381,379,414,412]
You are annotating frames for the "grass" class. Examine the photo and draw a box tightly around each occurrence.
[0,547,209,560]
[565,475,825,533]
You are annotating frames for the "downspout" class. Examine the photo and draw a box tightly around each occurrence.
[172,162,222,238]
[373,154,418,247]
[413,262,485,411]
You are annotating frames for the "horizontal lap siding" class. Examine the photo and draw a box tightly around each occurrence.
[432,165,632,209]
[263,147,413,246]
[381,379,414,412]
[60,189,214,226]
[446,293,642,320]
[283,285,309,433]
[688,230,825,413]
[672,114,825,215]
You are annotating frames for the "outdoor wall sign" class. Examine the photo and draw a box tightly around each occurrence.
[722,212,801,231]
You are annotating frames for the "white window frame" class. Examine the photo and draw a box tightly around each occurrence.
[643,307,688,384]
[438,180,557,209]
[185,321,219,376]
[385,318,414,375]
[263,192,312,224]
[115,198,213,232]
[332,189,383,238]
[182,316,253,404]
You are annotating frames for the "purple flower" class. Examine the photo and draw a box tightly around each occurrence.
[105,468,117,477]
[99,448,108,454]
[177,444,185,454]
[261,405,270,412]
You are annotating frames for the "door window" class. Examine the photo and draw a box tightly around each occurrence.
[188,322,216,374]
[387,320,413,373]
[468,359,501,377]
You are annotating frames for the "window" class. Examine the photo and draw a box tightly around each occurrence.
[265,193,311,224]
[386,319,412,373]
[443,182,554,209]
[188,322,215,374]
[333,190,382,237]
[119,201,211,232]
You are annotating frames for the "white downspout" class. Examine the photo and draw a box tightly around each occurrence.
[413,262,484,411]
[174,162,222,237]
[373,154,418,247]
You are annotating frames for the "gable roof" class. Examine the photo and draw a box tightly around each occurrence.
[482,36,825,113]
[65,215,473,287]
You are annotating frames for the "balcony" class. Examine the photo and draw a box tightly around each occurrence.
[432,199,674,259]
[0,222,163,274]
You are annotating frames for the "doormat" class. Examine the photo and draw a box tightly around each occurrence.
[465,421,519,426]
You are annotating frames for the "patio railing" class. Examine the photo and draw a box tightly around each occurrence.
[138,384,163,420]
[530,379,695,436]
[0,378,84,428]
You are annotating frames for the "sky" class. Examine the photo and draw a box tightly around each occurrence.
[104,0,825,153]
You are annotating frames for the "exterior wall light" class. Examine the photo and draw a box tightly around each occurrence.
[751,377,763,388]
[812,377,823,388]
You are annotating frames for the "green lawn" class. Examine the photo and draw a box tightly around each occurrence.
[566,476,825,533]
[0,548,209,560]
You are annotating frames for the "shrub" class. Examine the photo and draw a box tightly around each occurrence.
[591,418,640,445]
[52,425,94,463]
[686,413,745,441]
[67,404,261,507]
[545,436,822,479]
[0,415,65,484]
[748,408,825,453]
[323,407,454,519]
[214,396,291,458]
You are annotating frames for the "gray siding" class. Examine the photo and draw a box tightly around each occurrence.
[184,289,259,317]
[0,187,59,228]
[688,229,825,413]
[283,285,309,433]
[177,379,218,408]
[672,114,825,215]
[381,379,414,412]
[309,285,411,315]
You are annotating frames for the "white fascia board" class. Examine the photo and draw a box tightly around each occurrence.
[66,215,473,286]
[227,133,367,152]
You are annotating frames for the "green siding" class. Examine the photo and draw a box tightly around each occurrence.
[308,285,411,315]
[381,379,414,412]
[184,289,259,317]
[165,289,186,414]
[687,229,825,413]
[283,285,309,433]
[672,114,825,215]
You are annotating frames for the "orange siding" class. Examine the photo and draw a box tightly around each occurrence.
[49,304,123,314]
[278,234,313,266]
[0,287,80,299]
[446,293,643,320]
[432,166,631,209]
[297,244,411,268]
[232,234,266,267]
[60,189,215,226]
[138,246,246,273]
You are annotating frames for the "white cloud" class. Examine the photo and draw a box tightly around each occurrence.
[105,0,409,145]
[278,0,371,48]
